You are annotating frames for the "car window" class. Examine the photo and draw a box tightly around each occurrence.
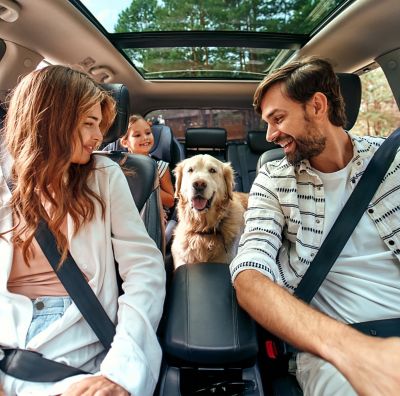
[352,67,400,137]
[78,0,350,80]
[145,109,266,140]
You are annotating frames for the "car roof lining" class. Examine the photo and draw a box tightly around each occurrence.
[0,0,399,113]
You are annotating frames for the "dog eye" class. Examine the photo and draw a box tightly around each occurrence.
[209,168,216,173]
[187,167,193,173]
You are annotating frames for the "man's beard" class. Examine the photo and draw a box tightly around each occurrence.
[286,118,326,165]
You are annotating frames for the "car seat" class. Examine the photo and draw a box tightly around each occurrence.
[101,122,184,174]
[255,72,362,396]
[227,131,278,192]
[150,123,185,171]
[98,83,165,255]
[185,127,227,161]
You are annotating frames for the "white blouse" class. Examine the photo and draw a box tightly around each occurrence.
[0,154,166,396]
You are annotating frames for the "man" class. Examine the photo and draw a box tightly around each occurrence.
[230,57,400,395]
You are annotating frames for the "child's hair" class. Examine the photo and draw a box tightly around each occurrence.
[122,114,149,139]
[3,65,116,265]
[128,114,145,127]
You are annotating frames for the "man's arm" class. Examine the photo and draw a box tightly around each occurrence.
[234,269,400,396]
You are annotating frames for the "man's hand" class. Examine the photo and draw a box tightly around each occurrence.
[0,383,5,396]
[335,335,400,396]
[234,270,400,395]
[61,375,129,396]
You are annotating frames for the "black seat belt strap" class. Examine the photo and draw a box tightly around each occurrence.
[0,348,88,382]
[34,217,116,349]
[0,217,117,382]
[279,130,400,355]
[294,128,400,303]
[350,318,400,337]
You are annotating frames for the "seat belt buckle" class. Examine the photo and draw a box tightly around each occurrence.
[264,339,295,359]
[265,340,278,359]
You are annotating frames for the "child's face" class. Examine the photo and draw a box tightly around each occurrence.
[121,119,154,155]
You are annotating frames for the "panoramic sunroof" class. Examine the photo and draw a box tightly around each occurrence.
[120,46,295,80]
[76,0,351,80]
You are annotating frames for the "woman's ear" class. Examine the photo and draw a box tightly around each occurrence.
[223,162,234,200]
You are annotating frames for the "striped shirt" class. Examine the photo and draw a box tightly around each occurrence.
[230,134,400,292]
[157,159,169,178]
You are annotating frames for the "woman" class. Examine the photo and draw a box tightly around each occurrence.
[0,65,165,395]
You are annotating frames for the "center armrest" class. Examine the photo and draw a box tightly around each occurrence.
[163,263,258,367]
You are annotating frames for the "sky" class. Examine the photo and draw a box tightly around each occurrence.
[80,0,131,32]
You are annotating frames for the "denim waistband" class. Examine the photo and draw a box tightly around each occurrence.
[25,296,73,346]
[31,296,72,314]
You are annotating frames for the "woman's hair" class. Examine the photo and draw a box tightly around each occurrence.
[253,56,347,128]
[3,65,116,265]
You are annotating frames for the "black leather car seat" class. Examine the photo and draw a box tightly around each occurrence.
[98,83,165,255]
[101,122,184,175]
[255,72,362,396]
[185,127,227,161]
[150,123,185,171]
[227,131,278,192]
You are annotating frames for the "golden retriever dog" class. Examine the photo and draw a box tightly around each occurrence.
[171,154,248,268]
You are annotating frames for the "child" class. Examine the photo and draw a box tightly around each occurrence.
[0,65,165,396]
[120,115,175,219]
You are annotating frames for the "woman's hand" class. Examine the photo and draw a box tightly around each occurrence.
[61,375,129,396]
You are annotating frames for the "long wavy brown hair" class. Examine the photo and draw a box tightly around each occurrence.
[2,65,116,266]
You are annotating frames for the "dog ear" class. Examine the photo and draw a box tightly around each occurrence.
[174,161,184,198]
[223,162,234,200]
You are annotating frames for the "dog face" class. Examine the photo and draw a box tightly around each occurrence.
[174,154,234,213]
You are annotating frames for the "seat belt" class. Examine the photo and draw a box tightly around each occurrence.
[0,348,88,382]
[34,217,116,349]
[295,128,400,303]
[292,128,400,337]
[0,217,117,382]
[269,129,400,358]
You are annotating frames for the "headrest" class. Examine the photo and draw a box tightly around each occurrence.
[260,73,360,133]
[101,139,127,152]
[186,127,227,149]
[255,73,362,173]
[150,124,173,162]
[247,130,278,154]
[257,148,284,173]
[337,73,361,130]
[101,83,130,144]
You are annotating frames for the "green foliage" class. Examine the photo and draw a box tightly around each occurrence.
[115,1,400,133]
[115,0,344,77]
[352,68,400,137]
[115,0,158,32]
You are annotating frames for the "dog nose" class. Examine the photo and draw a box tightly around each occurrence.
[193,180,207,192]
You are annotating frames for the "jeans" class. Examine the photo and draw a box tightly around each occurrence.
[25,296,72,346]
